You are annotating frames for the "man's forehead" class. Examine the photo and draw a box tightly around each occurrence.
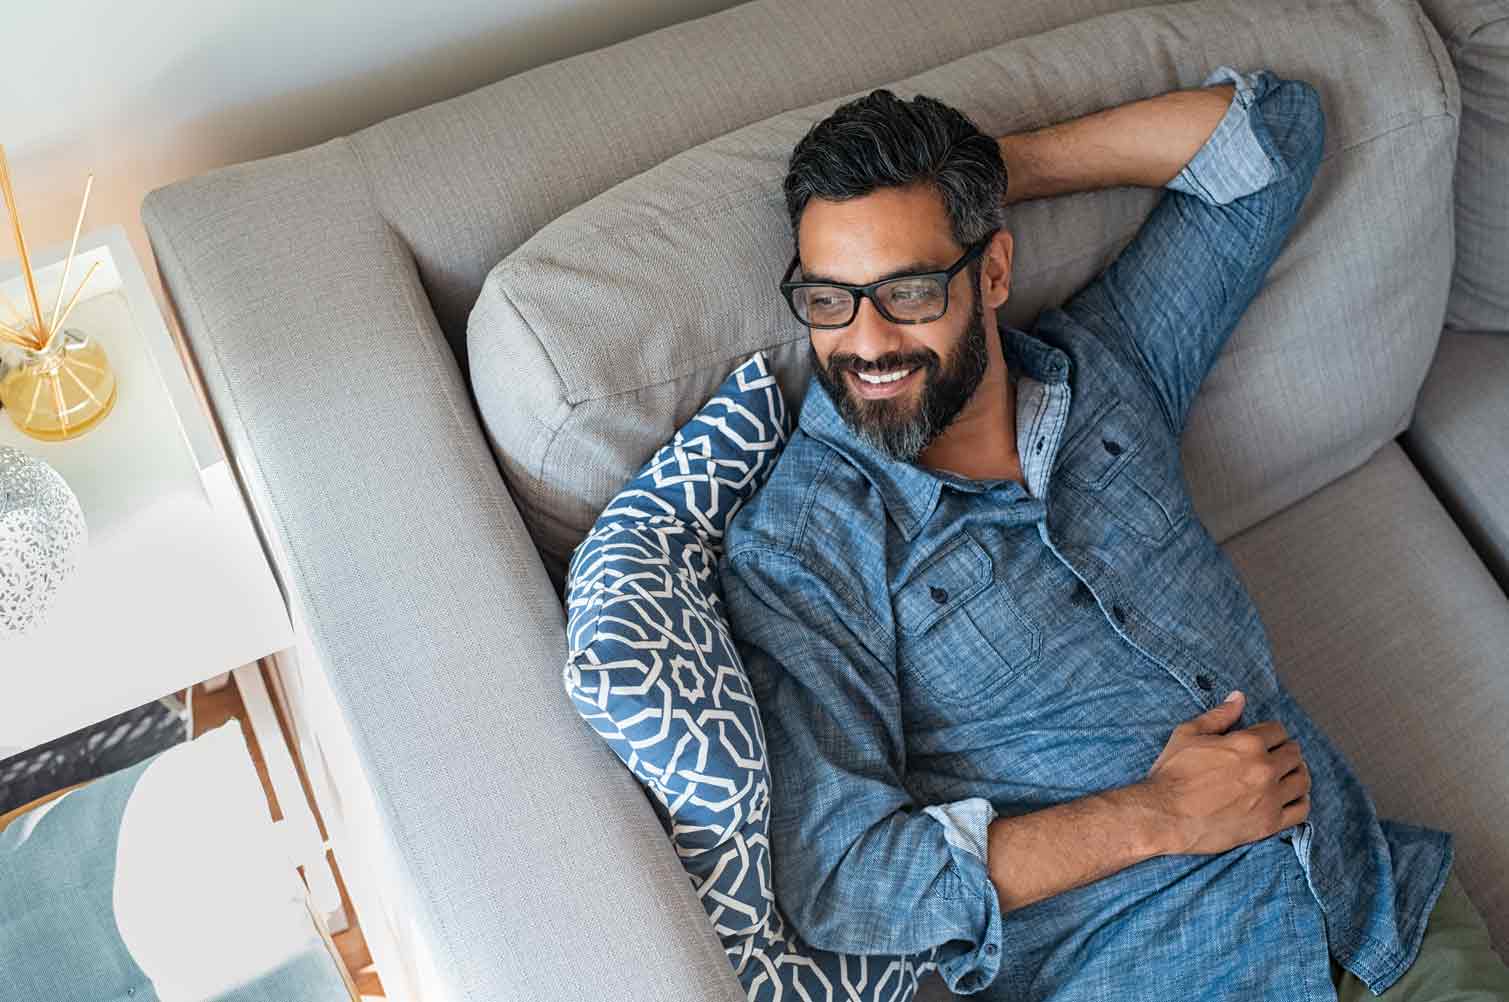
[796,187,960,285]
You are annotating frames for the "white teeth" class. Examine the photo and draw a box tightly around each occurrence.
[856,368,914,385]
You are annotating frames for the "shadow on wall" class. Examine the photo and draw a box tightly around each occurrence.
[4,0,747,309]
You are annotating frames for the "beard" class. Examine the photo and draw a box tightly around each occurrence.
[812,284,990,463]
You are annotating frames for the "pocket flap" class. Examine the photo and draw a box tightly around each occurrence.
[1060,399,1145,489]
[895,532,992,636]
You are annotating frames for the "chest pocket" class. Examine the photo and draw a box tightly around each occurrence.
[893,532,1040,706]
[1058,398,1190,543]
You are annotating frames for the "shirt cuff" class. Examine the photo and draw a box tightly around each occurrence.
[1167,66,1280,206]
[924,798,1005,994]
[924,797,996,862]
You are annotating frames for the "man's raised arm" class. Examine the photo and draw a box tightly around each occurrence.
[998,82,1236,201]
[1001,68,1326,433]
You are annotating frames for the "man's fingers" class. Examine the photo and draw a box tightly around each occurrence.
[1237,719,1289,750]
[1270,740,1304,775]
[1280,793,1312,827]
[1277,766,1311,803]
[1188,690,1245,734]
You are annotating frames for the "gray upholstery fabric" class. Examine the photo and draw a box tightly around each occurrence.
[1413,0,1509,330]
[348,0,1157,360]
[1405,332,1509,587]
[1225,442,1509,955]
[141,146,745,1002]
[470,0,1460,582]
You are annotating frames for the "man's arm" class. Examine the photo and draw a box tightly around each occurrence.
[1003,68,1326,432]
[722,547,1006,995]
[986,691,1312,913]
[723,547,1311,987]
[999,84,1236,202]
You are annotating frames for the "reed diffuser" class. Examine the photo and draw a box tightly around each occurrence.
[0,145,117,441]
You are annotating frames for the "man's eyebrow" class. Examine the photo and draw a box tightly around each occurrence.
[797,260,942,286]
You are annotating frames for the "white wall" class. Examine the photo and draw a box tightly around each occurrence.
[4,0,744,308]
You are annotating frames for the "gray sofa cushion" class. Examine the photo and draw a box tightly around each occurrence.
[469,0,1459,583]
[1404,332,1509,586]
[1224,442,1509,953]
[1413,0,1509,331]
[349,0,1157,359]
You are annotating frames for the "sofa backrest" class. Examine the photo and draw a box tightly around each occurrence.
[346,0,1160,364]
[469,0,1460,585]
[1412,0,1509,332]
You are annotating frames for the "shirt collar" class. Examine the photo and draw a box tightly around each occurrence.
[797,326,1070,541]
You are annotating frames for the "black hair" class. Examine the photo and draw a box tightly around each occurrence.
[783,89,1007,251]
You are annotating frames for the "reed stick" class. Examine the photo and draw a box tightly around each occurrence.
[0,316,41,349]
[50,259,100,334]
[0,326,33,348]
[50,370,68,435]
[49,173,93,333]
[0,145,46,335]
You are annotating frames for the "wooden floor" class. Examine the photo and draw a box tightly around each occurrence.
[189,670,385,999]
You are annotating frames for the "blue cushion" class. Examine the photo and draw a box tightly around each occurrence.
[564,352,938,1001]
[0,757,157,1001]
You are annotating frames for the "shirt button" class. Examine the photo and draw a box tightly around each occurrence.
[1196,674,1214,691]
[985,943,999,956]
[930,586,949,604]
[1112,605,1127,625]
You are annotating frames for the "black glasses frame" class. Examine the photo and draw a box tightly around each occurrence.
[779,231,995,330]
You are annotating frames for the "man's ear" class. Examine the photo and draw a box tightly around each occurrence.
[981,228,1014,310]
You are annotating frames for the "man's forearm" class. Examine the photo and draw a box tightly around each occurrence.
[986,782,1170,913]
[998,84,1235,204]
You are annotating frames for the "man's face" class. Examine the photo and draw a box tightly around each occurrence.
[797,184,993,462]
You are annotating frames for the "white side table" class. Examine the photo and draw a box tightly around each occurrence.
[0,225,344,928]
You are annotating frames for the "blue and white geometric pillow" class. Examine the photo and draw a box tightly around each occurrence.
[564,352,938,1002]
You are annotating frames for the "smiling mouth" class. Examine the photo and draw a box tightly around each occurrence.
[847,366,921,399]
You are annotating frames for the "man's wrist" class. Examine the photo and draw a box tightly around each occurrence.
[984,782,1180,913]
[1114,781,1182,859]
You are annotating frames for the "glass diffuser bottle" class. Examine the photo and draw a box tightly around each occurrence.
[0,325,117,441]
[0,145,115,441]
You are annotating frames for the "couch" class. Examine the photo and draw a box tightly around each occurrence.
[140,0,1508,998]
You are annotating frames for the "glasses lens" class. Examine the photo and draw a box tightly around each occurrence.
[877,277,947,322]
[791,286,855,327]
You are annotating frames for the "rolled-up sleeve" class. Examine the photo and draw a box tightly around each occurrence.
[722,546,1005,994]
[1168,66,1285,205]
[1053,66,1326,431]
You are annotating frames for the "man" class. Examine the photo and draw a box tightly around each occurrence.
[721,67,1509,999]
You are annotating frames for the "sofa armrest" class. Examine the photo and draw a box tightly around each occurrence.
[1405,331,1509,590]
[141,141,744,1002]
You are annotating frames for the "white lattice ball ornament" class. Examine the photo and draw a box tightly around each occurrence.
[0,445,87,636]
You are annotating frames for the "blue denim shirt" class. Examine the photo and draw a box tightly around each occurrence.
[722,68,1453,999]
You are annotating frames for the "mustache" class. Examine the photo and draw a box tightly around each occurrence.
[826,349,939,376]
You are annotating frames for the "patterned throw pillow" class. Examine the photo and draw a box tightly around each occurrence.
[564,352,938,1002]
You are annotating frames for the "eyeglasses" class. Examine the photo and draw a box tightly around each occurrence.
[779,232,994,330]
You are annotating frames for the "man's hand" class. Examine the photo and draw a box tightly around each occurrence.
[984,690,1311,914]
[1139,691,1312,856]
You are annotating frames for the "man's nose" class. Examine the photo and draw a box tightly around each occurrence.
[841,296,905,364]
